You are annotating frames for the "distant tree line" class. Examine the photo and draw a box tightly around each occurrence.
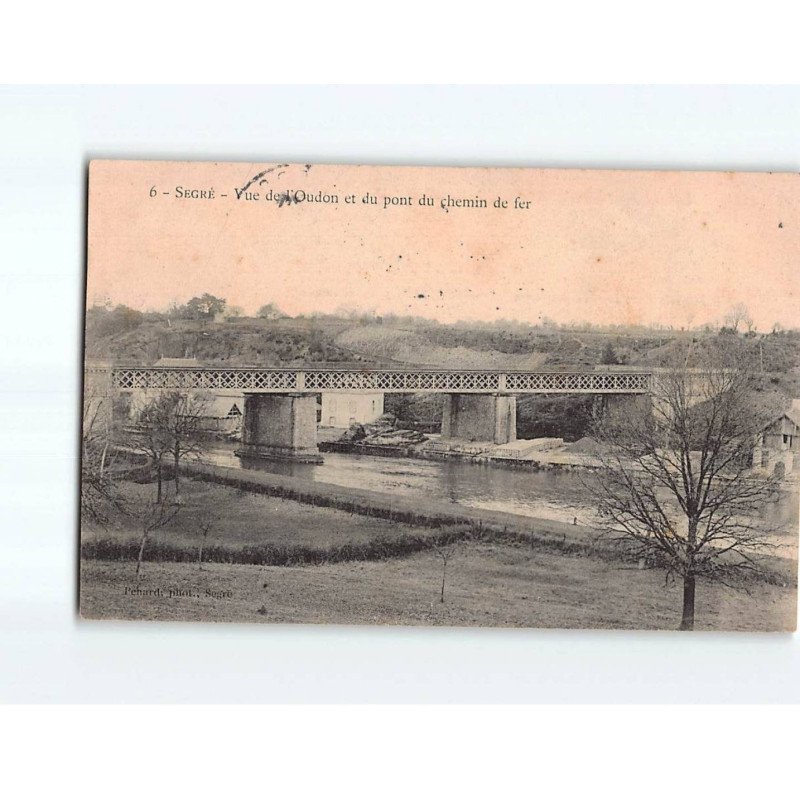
[86,297,799,377]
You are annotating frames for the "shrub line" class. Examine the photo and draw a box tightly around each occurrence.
[85,461,790,585]
[81,523,596,568]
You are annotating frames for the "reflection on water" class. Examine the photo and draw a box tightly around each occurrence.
[203,443,799,535]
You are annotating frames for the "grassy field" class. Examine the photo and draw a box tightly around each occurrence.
[80,476,797,631]
[81,543,796,630]
[81,478,436,552]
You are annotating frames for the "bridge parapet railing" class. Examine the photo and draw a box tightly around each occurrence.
[505,371,652,393]
[303,370,501,392]
[104,367,653,394]
[110,368,299,391]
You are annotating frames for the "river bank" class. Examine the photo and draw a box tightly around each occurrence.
[181,461,595,547]
[173,460,794,579]
[320,433,602,472]
[79,464,797,629]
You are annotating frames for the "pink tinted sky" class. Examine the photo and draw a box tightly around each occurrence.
[88,161,799,329]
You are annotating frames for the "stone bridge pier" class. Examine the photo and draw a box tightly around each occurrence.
[105,367,656,458]
[441,394,517,445]
[235,393,323,463]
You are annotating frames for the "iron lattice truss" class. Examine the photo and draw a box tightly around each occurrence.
[103,367,653,394]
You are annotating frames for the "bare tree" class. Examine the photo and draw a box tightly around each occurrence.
[134,395,174,503]
[164,393,208,496]
[136,499,180,576]
[81,396,127,527]
[134,392,209,500]
[724,302,753,334]
[585,341,779,630]
[257,302,284,319]
[412,533,459,603]
[197,516,215,571]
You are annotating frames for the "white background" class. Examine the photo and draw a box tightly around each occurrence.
[2,85,799,703]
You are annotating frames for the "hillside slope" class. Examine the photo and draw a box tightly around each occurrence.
[84,309,800,407]
[85,317,374,367]
[335,325,549,369]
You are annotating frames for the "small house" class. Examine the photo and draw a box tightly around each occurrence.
[128,359,244,435]
[127,357,203,419]
[752,403,800,476]
[319,392,384,428]
[193,395,244,433]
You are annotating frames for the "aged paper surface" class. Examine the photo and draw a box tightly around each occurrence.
[81,160,799,630]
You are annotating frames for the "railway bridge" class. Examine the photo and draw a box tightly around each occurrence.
[97,366,654,463]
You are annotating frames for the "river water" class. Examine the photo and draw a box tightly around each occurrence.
[202,443,799,537]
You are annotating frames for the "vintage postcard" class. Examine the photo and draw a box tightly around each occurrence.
[81,160,799,631]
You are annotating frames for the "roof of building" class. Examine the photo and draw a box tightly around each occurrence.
[785,407,800,427]
[153,357,201,367]
[762,409,800,430]
[202,397,242,418]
